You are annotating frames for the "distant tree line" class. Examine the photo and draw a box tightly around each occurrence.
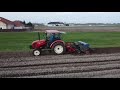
[22,21,34,28]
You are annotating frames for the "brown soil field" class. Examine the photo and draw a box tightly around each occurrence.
[1,47,120,78]
[1,53,120,78]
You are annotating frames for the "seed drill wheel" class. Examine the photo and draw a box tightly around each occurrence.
[85,50,90,55]
[33,49,41,56]
[52,42,66,55]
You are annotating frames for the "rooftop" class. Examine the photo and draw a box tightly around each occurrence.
[0,17,14,25]
[48,22,64,24]
[0,17,25,27]
[13,21,24,27]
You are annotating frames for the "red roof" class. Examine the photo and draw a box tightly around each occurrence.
[0,17,14,25]
[0,17,25,27]
[13,21,25,27]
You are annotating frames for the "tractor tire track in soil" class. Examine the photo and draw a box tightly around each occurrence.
[1,47,120,78]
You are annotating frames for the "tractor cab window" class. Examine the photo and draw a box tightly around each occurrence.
[46,33,53,41]
[46,33,61,41]
[46,33,51,39]
[54,33,61,40]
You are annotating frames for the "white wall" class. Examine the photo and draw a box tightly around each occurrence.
[7,24,14,29]
[47,24,56,26]
[47,24,65,26]
[0,21,7,29]
[0,21,15,29]
[14,26,25,29]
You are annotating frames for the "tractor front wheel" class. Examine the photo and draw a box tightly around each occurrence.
[33,49,41,56]
[52,42,65,55]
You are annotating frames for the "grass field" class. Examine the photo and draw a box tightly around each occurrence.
[0,32,120,52]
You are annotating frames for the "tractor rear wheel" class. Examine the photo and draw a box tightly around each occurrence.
[33,49,41,56]
[52,42,66,55]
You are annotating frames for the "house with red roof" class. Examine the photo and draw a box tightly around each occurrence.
[13,21,25,29]
[0,17,14,29]
[0,17,26,29]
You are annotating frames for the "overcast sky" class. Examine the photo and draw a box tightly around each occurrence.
[0,12,120,24]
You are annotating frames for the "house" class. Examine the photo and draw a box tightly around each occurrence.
[0,17,14,29]
[47,22,65,26]
[0,17,26,29]
[13,21,25,29]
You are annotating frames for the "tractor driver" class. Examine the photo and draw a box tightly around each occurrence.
[47,33,55,47]
[47,33,61,47]
[49,33,55,43]
[49,33,61,42]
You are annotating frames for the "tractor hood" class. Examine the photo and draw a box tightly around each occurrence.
[32,39,46,49]
[32,39,45,44]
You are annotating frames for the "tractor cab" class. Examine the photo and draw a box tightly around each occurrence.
[45,30,66,46]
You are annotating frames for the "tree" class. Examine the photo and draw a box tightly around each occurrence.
[22,21,33,27]
[26,22,34,29]
[27,22,33,27]
[22,21,26,25]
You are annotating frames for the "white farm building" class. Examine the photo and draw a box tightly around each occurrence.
[0,17,14,29]
[47,22,65,26]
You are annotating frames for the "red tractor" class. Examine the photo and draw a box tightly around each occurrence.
[30,30,92,56]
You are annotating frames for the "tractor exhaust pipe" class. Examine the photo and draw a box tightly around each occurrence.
[38,32,40,40]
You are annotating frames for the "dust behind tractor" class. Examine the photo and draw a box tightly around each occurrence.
[29,30,93,56]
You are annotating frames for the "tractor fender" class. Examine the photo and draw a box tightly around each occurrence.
[50,40,65,48]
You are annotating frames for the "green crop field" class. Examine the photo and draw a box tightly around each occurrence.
[0,32,120,52]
